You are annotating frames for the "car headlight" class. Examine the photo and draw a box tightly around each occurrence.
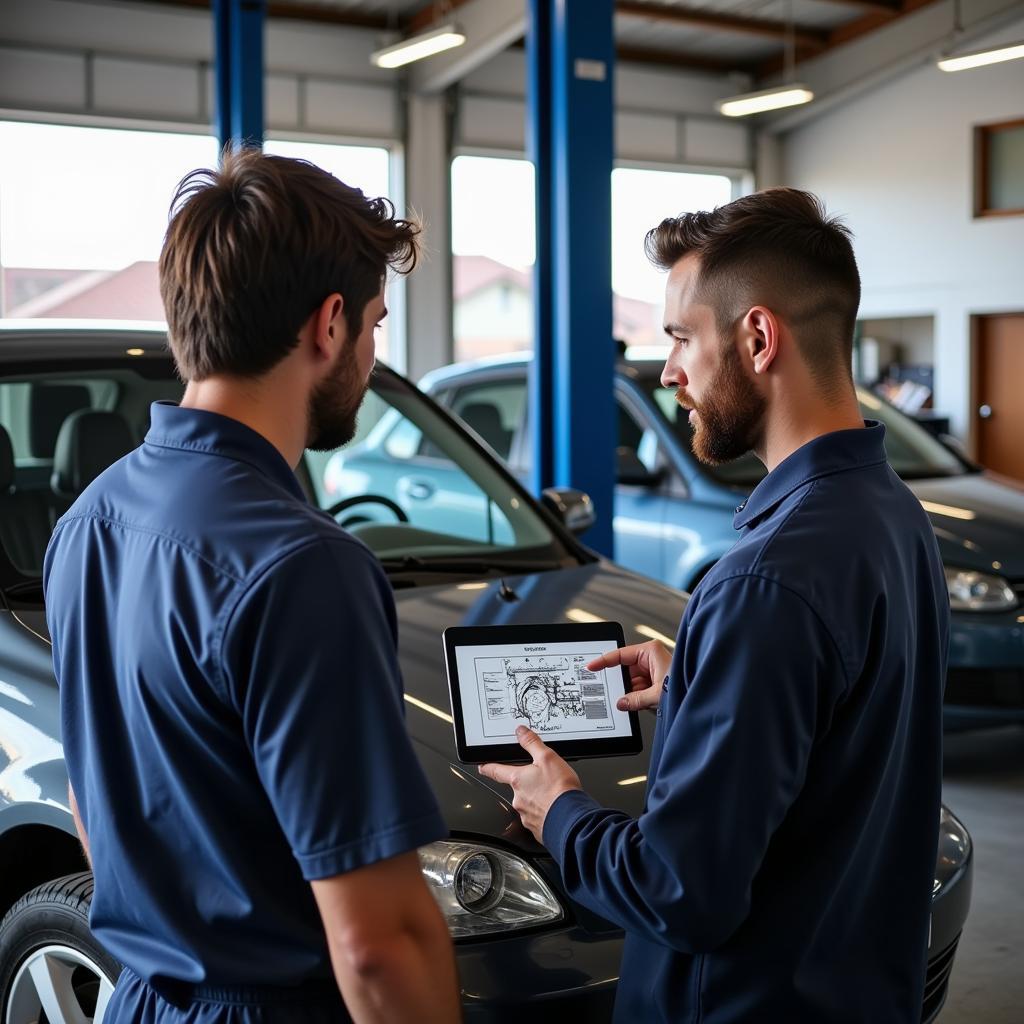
[944,566,1016,612]
[934,805,971,896]
[419,840,563,938]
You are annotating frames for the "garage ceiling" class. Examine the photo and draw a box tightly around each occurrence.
[142,0,947,79]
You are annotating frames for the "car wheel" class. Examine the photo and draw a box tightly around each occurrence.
[0,873,120,1024]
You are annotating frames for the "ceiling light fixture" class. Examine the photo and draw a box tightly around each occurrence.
[935,0,1024,72]
[938,42,1024,71]
[370,21,466,69]
[716,84,815,117]
[715,0,813,118]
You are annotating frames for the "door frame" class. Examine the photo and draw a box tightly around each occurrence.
[969,311,1024,464]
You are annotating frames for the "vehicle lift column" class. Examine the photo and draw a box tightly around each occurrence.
[527,0,616,558]
[213,0,265,151]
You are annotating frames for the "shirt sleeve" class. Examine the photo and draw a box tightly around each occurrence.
[543,572,847,952]
[220,537,447,880]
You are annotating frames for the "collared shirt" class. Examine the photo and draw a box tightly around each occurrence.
[545,422,949,1023]
[44,402,446,997]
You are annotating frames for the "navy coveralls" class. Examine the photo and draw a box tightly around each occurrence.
[545,423,950,1023]
[44,403,446,1022]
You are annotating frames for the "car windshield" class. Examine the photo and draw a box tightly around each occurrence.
[639,372,967,488]
[304,369,570,569]
[0,352,573,591]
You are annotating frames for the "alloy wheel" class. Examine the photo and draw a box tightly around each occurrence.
[5,945,114,1024]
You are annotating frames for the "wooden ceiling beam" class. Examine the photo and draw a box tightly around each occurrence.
[809,0,901,13]
[755,0,943,77]
[616,44,754,75]
[616,1,830,53]
[405,0,477,35]
[139,0,392,30]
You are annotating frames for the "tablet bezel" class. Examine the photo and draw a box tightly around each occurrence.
[442,622,643,764]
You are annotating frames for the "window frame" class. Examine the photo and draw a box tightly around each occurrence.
[0,115,406,358]
[973,117,1024,219]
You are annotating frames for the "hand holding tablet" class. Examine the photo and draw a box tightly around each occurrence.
[442,622,644,764]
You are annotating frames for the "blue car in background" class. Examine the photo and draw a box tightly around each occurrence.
[324,350,1024,731]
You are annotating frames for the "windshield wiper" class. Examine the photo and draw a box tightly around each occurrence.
[377,555,562,576]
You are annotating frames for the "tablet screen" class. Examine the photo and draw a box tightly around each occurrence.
[443,623,642,762]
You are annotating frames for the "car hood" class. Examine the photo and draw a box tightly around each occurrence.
[395,561,687,851]
[908,473,1024,578]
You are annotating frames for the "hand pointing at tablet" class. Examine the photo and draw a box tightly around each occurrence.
[588,639,673,713]
[478,726,582,843]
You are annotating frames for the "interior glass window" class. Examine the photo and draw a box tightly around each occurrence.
[450,381,526,462]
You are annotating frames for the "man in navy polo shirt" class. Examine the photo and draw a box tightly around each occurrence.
[45,150,460,1022]
[480,189,949,1022]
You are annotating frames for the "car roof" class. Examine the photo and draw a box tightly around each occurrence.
[419,349,676,390]
[0,320,170,363]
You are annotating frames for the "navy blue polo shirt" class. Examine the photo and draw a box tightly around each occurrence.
[44,403,446,999]
[545,422,949,1023]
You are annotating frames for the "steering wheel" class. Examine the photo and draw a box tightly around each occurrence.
[325,494,409,528]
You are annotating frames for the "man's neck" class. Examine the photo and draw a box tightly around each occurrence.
[180,374,306,469]
[756,389,864,473]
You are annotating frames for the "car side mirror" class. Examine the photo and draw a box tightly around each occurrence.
[541,487,596,536]
[616,446,664,487]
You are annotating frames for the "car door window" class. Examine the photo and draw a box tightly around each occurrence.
[449,381,526,464]
[617,401,662,476]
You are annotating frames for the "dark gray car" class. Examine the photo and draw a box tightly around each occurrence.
[0,323,971,1023]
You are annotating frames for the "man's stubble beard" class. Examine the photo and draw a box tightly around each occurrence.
[678,334,766,466]
[306,343,369,453]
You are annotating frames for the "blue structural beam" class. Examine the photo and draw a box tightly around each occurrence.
[213,0,266,150]
[527,0,616,557]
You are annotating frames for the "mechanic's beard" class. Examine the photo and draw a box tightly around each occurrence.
[679,339,765,465]
[306,347,367,453]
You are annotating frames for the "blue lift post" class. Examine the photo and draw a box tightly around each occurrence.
[527,0,617,558]
[213,0,266,151]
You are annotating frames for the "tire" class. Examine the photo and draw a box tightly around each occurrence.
[0,873,121,1024]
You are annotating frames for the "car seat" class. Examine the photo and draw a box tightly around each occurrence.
[50,410,135,507]
[458,402,513,459]
[0,424,53,576]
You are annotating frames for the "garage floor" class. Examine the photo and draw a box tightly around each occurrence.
[940,726,1024,1022]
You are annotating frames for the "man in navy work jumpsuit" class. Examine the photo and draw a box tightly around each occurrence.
[480,189,949,1022]
[44,149,461,1022]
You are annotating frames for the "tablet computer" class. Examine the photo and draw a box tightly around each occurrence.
[442,622,643,764]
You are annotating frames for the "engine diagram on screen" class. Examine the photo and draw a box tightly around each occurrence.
[475,653,613,735]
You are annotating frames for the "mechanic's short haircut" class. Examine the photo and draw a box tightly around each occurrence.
[645,188,860,393]
[159,146,419,381]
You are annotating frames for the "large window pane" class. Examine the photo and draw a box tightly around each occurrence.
[0,121,217,320]
[0,124,396,358]
[611,167,732,347]
[450,155,734,362]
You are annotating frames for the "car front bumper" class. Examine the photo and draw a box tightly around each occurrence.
[457,925,619,1021]
[946,611,1024,727]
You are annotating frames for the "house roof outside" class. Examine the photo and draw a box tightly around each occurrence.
[3,254,661,344]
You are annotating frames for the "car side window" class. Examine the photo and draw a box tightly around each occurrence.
[449,381,526,463]
[618,402,659,473]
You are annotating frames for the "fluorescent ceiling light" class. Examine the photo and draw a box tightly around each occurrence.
[370,22,466,69]
[937,40,1024,72]
[715,84,814,118]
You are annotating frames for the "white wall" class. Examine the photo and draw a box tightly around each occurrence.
[0,0,398,140]
[457,49,752,171]
[781,16,1024,436]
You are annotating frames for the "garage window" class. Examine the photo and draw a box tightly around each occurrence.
[974,118,1024,218]
[0,123,397,358]
[450,155,735,361]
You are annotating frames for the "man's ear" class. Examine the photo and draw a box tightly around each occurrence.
[743,306,780,375]
[310,293,345,365]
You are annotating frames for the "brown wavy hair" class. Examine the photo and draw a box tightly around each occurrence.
[159,146,419,381]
